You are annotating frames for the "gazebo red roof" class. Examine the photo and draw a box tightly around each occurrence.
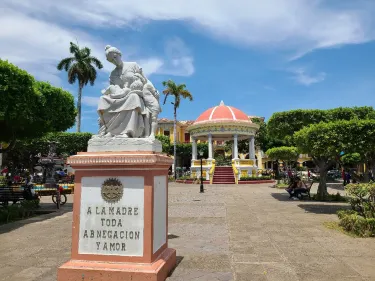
[195,101,250,123]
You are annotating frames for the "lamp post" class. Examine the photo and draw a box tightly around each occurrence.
[199,150,204,193]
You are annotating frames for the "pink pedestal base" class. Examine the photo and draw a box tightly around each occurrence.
[58,248,176,281]
[57,151,176,281]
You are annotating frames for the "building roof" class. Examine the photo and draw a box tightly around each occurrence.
[195,101,251,124]
[157,118,195,127]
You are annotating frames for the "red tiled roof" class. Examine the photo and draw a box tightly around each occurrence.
[195,101,250,123]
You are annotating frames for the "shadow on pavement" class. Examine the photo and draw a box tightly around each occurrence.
[168,233,180,239]
[326,183,345,191]
[297,203,350,215]
[168,256,184,277]
[0,203,73,234]
[271,193,293,201]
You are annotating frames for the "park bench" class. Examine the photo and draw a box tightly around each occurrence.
[297,181,313,199]
[0,186,25,206]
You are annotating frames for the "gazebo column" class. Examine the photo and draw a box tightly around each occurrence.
[208,134,213,159]
[249,135,256,161]
[233,134,238,159]
[192,137,197,160]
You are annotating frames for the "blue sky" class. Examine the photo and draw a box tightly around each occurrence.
[1,0,375,133]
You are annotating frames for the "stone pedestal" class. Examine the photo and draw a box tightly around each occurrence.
[57,151,176,281]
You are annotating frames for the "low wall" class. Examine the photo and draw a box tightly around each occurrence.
[175,179,210,184]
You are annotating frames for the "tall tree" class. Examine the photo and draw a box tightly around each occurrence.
[294,119,375,198]
[268,107,375,199]
[162,80,193,179]
[57,42,103,132]
[266,146,299,170]
[0,60,76,152]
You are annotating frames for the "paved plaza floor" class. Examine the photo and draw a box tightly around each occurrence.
[0,183,375,281]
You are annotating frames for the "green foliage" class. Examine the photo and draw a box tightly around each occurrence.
[268,107,375,144]
[215,154,232,166]
[0,59,40,142]
[161,80,193,178]
[173,143,192,158]
[335,182,375,237]
[341,153,362,167]
[0,200,40,224]
[240,176,272,181]
[0,60,76,145]
[34,81,76,133]
[311,192,346,202]
[0,176,5,185]
[155,135,171,154]
[275,183,289,189]
[294,119,375,159]
[5,132,92,169]
[345,182,375,219]
[296,166,307,171]
[57,42,103,132]
[162,80,193,109]
[234,119,285,154]
[337,210,375,237]
[265,146,299,161]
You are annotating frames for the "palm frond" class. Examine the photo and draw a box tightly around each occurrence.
[82,47,91,58]
[163,93,170,105]
[69,42,80,55]
[57,57,74,71]
[86,56,103,69]
[87,65,97,86]
[67,65,79,84]
[180,90,193,101]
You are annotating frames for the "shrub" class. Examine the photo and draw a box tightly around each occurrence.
[337,210,375,237]
[345,182,375,218]
[296,166,307,171]
[0,199,40,224]
[335,182,375,237]
[0,176,6,185]
[312,192,346,202]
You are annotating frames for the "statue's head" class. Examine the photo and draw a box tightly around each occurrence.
[105,45,122,67]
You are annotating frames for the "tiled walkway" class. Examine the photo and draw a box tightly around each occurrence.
[0,183,374,281]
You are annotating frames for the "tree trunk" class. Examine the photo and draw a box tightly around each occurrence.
[363,163,369,183]
[173,106,177,180]
[317,164,329,200]
[76,84,83,132]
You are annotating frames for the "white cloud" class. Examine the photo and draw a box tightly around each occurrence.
[82,96,100,107]
[0,7,107,85]
[138,58,164,76]
[137,38,194,77]
[292,68,326,86]
[4,0,374,58]
[0,5,194,86]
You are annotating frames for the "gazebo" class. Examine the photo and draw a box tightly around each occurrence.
[187,101,259,184]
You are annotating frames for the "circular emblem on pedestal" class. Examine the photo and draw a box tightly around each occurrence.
[101,178,123,203]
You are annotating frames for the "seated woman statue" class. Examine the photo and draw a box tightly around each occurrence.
[97,45,149,138]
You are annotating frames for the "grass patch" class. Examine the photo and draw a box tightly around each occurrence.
[275,184,289,189]
[311,192,348,202]
[323,221,360,238]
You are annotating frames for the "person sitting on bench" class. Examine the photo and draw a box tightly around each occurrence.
[286,177,307,200]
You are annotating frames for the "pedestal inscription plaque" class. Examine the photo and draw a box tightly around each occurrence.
[79,176,144,256]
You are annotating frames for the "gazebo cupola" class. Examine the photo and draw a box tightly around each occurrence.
[187,101,259,184]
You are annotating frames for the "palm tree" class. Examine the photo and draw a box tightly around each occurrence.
[57,42,103,132]
[162,80,193,179]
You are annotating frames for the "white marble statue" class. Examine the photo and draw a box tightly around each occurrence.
[96,45,161,139]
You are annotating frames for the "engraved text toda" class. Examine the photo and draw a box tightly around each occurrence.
[82,206,141,252]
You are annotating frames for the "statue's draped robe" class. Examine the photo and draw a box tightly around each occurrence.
[98,62,148,137]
